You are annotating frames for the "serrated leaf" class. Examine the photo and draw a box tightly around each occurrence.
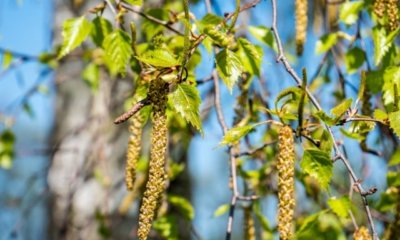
[331,98,352,117]
[339,1,363,25]
[2,51,12,69]
[313,110,339,126]
[237,38,263,77]
[341,119,375,140]
[382,67,400,110]
[170,83,202,132]
[103,29,132,76]
[213,204,230,217]
[215,49,243,93]
[389,110,400,139]
[248,26,277,51]
[59,16,92,58]
[301,149,333,190]
[123,0,142,6]
[220,125,254,146]
[91,16,112,47]
[275,87,302,110]
[82,63,100,92]
[315,33,337,54]
[373,27,400,66]
[135,49,179,68]
[168,195,194,220]
[328,196,351,218]
[344,47,365,74]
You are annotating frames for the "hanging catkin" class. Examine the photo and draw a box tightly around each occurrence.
[295,0,308,55]
[243,207,256,240]
[373,0,386,18]
[353,226,372,240]
[277,125,295,240]
[387,0,399,31]
[137,78,169,240]
[125,113,144,191]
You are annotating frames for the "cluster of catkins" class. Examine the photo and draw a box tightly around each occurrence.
[277,125,296,240]
[295,0,308,55]
[374,0,399,31]
[353,226,372,240]
[124,78,169,240]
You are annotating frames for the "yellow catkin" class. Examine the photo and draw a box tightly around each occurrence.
[373,0,386,18]
[295,0,308,55]
[137,78,168,240]
[125,114,144,191]
[387,0,399,31]
[277,125,295,240]
[353,226,372,240]
[244,207,256,240]
[386,187,400,239]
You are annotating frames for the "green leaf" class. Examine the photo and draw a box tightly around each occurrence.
[82,63,100,92]
[215,49,243,93]
[91,16,113,47]
[59,16,92,59]
[220,125,254,146]
[296,210,328,236]
[248,26,276,50]
[389,111,400,139]
[315,33,338,54]
[328,196,351,218]
[339,1,363,25]
[170,83,202,132]
[366,70,384,94]
[103,29,132,76]
[387,171,400,187]
[213,204,230,217]
[340,120,375,140]
[197,14,223,33]
[0,130,15,169]
[313,110,339,126]
[301,149,333,190]
[153,215,178,240]
[372,27,400,66]
[135,49,179,68]
[168,195,195,220]
[274,87,302,110]
[2,51,13,69]
[237,38,263,77]
[331,98,352,117]
[344,47,365,74]
[374,109,388,122]
[122,0,142,6]
[389,148,400,166]
[382,66,400,110]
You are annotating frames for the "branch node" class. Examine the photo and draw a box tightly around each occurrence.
[114,98,151,124]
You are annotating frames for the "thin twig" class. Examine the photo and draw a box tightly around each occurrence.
[113,98,150,124]
[104,0,117,15]
[270,0,379,239]
[234,141,277,157]
[120,2,183,36]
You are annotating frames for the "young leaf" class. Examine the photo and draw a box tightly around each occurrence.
[170,83,202,132]
[122,0,142,6]
[58,16,92,58]
[0,130,15,169]
[215,49,243,93]
[219,125,254,146]
[331,98,352,117]
[296,210,328,236]
[103,29,132,76]
[135,49,179,68]
[339,1,363,25]
[168,195,194,220]
[372,27,400,66]
[2,51,13,70]
[237,38,263,77]
[388,110,400,139]
[374,109,388,122]
[315,33,337,54]
[382,66,400,110]
[344,47,365,74]
[91,16,112,47]
[327,196,351,218]
[82,63,100,92]
[313,110,339,126]
[213,204,230,217]
[248,26,277,51]
[301,149,333,190]
[388,149,400,166]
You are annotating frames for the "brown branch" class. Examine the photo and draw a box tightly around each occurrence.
[270,0,379,239]
[234,140,277,157]
[113,98,150,124]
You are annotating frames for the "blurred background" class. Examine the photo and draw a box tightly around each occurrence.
[0,0,397,239]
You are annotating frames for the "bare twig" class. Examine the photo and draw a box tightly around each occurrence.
[104,0,117,15]
[270,0,379,238]
[113,98,150,124]
[234,141,277,157]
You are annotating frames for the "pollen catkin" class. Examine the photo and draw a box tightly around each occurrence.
[137,78,168,240]
[244,207,256,240]
[387,0,399,31]
[373,0,386,18]
[277,125,295,240]
[125,114,144,191]
[353,226,372,240]
[295,0,308,55]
